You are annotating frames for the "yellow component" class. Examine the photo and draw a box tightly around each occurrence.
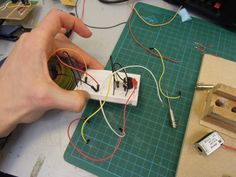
[60,0,76,6]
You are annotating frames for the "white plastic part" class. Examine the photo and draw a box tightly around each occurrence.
[195,131,224,156]
[75,69,141,106]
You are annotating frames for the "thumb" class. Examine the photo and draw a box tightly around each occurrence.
[50,87,90,112]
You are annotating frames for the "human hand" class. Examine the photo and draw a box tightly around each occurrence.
[0,9,103,137]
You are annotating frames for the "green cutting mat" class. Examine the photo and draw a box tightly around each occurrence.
[64,3,236,177]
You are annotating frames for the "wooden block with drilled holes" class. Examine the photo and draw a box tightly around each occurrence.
[201,84,236,138]
[176,54,236,177]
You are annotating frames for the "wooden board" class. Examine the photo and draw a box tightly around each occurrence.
[176,54,236,177]
[201,83,236,139]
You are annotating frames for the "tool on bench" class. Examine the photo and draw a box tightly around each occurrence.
[167,94,177,128]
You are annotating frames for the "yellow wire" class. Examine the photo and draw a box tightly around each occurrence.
[50,47,91,143]
[154,48,180,100]
[7,1,32,8]
[128,0,182,27]
[81,75,113,143]
[80,1,182,142]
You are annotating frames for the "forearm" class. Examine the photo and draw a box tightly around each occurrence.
[0,9,102,137]
[0,69,20,138]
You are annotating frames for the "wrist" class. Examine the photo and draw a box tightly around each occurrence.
[0,132,12,150]
[0,93,19,138]
[0,109,18,138]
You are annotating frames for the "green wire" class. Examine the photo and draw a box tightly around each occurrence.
[154,48,180,100]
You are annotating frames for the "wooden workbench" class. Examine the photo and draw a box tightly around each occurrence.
[176,54,236,177]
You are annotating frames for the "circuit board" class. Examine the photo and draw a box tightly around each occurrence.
[64,2,236,177]
[0,0,38,20]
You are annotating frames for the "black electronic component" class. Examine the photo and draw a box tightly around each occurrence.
[21,0,29,5]
[0,25,31,41]
[164,0,236,30]
[109,56,129,95]
[11,0,19,3]
[115,81,120,88]
[123,77,134,91]
[9,0,30,5]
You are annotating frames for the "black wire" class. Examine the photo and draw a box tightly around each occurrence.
[79,79,94,88]
[110,55,115,71]
[63,51,78,86]
[110,56,117,95]
[75,0,126,30]
[62,51,100,91]
[85,22,126,30]
[110,56,128,83]
[98,0,128,4]
[115,62,129,96]
[112,62,128,96]
[113,62,128,81]
[109,56,129,96]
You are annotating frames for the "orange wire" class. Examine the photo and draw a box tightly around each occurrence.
[55,55,99,85]
[49,48,99,85]
[81,0,85,20]
[67,87,136,162]
[49,48,88,70]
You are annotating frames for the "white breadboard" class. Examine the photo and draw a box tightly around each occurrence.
[75,69,141,106]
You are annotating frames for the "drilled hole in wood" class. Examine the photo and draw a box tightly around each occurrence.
[215,99,225,107]
[231,107,236,113]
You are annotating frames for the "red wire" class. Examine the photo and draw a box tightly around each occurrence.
[67,88,136,162]
[55,55,99,85]
[81,0,85,20]
[223,144,236,152]
[128,9,177,63]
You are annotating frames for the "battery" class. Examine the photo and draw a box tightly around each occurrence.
[195,131,224,156]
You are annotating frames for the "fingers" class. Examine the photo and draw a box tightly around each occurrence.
[50,86,89,112]
[33,9,91,41]
[54,34,104,69]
